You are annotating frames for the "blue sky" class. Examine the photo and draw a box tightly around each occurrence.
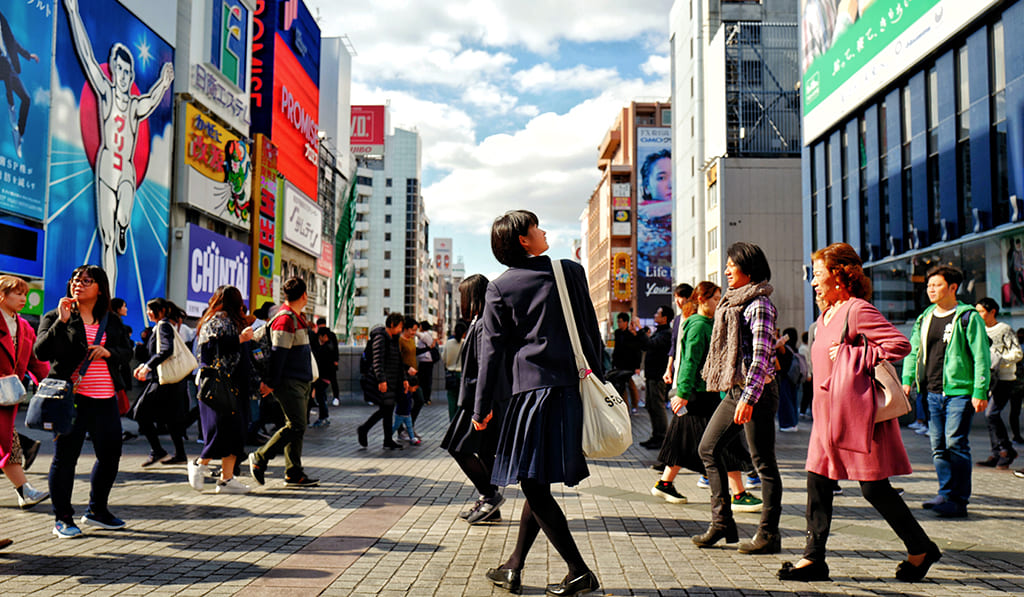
[311,0,673,280]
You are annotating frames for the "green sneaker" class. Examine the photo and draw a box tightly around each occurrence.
[732,491,763,513]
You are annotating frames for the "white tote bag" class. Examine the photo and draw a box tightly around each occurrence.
[156,322,199,385]
[551,260,632,458]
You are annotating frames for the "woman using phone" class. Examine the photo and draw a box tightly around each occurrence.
[35,265,131,539]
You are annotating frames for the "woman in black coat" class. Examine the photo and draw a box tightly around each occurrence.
[132,298,189,466]
[35,265,132,537]
[441,274,508,525]
[475,210,602,597]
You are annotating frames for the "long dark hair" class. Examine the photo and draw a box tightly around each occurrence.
[198,285,247,332]
[459,274,490,321]
[146,297,170,321]
[67,265,111,320]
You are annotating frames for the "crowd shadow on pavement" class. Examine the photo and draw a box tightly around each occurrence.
[0,552,268,585]
[113,503,302,521]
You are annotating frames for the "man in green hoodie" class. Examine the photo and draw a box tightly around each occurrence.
[901,266,990,518]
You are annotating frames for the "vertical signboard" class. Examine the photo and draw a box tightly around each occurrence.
[350,105,386,155]
[182,102,251,226]
[186,223,251,316]
[281,181,321,256]
[0,2,53,221]
[210,0,249,89]
[46,0,175,335]
[434,237,452,275]
[636,127,672,315]
[250,133,278,310]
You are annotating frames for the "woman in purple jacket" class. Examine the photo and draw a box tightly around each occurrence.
[778,242,940,582]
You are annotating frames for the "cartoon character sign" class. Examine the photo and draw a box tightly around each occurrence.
[224,139,250,220]
[46,0,175,335]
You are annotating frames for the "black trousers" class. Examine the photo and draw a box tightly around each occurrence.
[417,361,435,404]
[986,381,1016,455]
[699,382,782,534]
[359,378,396,442]
[49,395,122,522]
[644,376,668,442]
[804,471,932,562]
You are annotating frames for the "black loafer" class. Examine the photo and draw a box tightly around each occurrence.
[895,542,942,582]
[485,567,522,594]
[778,560,830,581]
[545,570,600,596]
[22,438,41,472]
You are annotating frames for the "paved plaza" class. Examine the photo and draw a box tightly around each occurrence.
[0,396,1022,596]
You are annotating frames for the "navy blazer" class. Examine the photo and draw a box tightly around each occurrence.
[474,256,604,421]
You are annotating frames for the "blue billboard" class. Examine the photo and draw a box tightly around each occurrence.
[0,2,54,221]
[185,224,251,317]
[45,0,175,335]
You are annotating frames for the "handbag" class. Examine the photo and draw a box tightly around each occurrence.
[197,363,239,414]
[26,314,110,435]
[551,259,632,458]
[0,374,26,406]
[156,321,199,385]
[839,309,913,423]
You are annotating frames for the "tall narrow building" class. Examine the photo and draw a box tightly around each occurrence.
[670,0,803,329]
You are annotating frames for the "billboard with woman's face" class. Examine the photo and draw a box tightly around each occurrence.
[636,127,672,316]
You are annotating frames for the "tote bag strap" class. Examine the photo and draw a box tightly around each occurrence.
[75,313,109,382]
[550,259,592,379]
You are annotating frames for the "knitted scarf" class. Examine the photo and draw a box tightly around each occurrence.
[701,281,774,391]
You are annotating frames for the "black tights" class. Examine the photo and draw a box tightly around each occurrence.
[500,479,588,577]
[451,451,498,499]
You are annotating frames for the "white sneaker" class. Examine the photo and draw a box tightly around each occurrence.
[216,477,251,494]
[18,482,50,509]
[187,458,209,491]
[331,398,340,407]
[398,430,410,441]
[779,426,799,433]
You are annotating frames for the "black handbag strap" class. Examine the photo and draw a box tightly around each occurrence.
[76,313,109,381]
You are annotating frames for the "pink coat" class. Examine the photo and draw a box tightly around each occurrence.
[806,298,912,481]
[0,313,50,468]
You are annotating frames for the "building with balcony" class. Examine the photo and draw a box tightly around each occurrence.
[670,0,803,330]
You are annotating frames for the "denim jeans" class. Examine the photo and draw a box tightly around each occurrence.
[926,392,975,505]
[49,395,122,522]
[985,381,1015,455]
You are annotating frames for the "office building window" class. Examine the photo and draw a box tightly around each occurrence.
[859,114,870,260]
[385,214,392,223]
[825,141,833,245]
[385,232,391,242]
[384,250,391,260]
[927,65,940,241]
[385,196,392,205]
[707,227,718,253]
[383,289,390,297]
[841,128,849,240]
[878,100,890,248]
[901,85,913,244]
[957,44,972,232]
[384,270,391,279]
[810,144,818,252]
[386,178,392,187]
[991,20,1008,225]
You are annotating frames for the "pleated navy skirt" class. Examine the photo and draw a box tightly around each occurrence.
[441,399,505,457]
[491,385,589,488]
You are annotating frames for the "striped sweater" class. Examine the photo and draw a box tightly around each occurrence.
[268,303,313,388]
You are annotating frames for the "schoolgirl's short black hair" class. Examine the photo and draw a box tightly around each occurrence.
[491,210,538,267]
[459,274,489,321]
[726,242,772,283]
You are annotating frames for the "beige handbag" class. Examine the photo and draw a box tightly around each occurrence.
[156,322,199,385]
[839,310,912,423]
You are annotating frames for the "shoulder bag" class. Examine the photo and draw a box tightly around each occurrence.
[839,308,912,423]
[197,360,239,414]
[26,314,109,435]
[156,321,199,385]
[551,259,632,458]
[0,375,26,406]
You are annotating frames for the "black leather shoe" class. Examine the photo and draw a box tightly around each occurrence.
[357,425,368,448]
[382,440,403,450]
[777,560,830,581]
[738,531,781,554]
[545,570,599,596]
[22,438,41,472]
[691,522,739,547]
[485,567,522,594]
[895,542,942,582]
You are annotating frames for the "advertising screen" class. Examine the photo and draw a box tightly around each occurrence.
[186,223,251,316]
[635,127,672,315]
[351,105,386,155]
[210,0,250,90]
[0,2,54,221]
[271,33,319,200]
[251,134,278,310]
[46,0,175,336]
[801,0,1001,143]
[182,102,251,227]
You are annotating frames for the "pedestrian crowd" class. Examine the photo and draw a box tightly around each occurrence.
[1,209,1020,596]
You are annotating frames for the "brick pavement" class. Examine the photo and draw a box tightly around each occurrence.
[0,395,1022,596]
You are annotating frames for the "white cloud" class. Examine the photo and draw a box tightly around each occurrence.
[461,81,519,114]
[513,64,621,92]
[641,55,670,78]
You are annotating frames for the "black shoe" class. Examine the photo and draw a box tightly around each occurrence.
[976,455,999,467]
[738,531,781,554]
[121,431,137,442]
[141,451,169,467]
[895,542,942,582]
[382,440,403,450]
[778,560,830,581]
[545,570,600,596]
[357,425,368,448]
[650,463,665,472]
[22,439,41,472]
[161,456,188,465]
[996,448,1018,469]
[248,453,266,486]
[485,567,522,594]
[691,522,739,547]
[284,475,320,488]
[467,495,505,524]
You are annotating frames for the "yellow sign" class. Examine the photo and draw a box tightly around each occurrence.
[185,103,245,183]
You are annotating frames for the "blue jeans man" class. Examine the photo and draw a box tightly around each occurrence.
[925,392,974,516]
